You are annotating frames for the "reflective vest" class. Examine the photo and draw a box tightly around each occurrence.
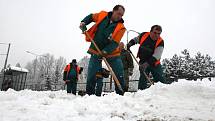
[139,32,163,66]
[86,11,126,58]
[64,64,80,80]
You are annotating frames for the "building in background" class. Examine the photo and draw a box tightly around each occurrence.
[0,66,28,91]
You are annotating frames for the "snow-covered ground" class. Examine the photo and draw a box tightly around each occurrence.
[0,79,215,121]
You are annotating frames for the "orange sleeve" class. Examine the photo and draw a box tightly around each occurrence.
[64,65,68,71]
[77,66,80,72]
[92,11,107,22]
[92,13,100,22]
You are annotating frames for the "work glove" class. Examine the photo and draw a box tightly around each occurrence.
[128,68,133,76]
[101,50,108,57]
[79,22,87,33]
[126,43,132,51]
[126,39,136,52]
[139,62,149,72]
[101,68,110,78]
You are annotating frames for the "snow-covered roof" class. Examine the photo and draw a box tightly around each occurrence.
[7,66,29,73]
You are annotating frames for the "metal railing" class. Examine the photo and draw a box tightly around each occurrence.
[2,76,214,92]
[23,80,140,92]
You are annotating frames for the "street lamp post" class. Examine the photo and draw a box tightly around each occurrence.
[26,51,49,90]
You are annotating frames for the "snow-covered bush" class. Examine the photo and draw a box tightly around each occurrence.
[162,49,215,82]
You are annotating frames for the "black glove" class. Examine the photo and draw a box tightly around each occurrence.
[101,68,110,78]
[79,22,87,33]
[126,43,132,51]
[126,39,135,51]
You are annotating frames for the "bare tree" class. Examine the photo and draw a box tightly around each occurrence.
[53,56,67,90]
[25,53,67,90]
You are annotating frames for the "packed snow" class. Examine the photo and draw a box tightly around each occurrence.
[0,79,215,121]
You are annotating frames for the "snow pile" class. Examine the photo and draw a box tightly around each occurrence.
[0,79,215,121]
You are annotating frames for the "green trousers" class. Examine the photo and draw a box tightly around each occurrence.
[86,55,125,95]
[66,79,77,95]
[138,64,167,90]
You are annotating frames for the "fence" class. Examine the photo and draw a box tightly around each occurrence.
[3,76,214,92]
[24,80,139,92]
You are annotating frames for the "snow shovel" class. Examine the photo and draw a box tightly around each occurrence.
[84,31,124,94]
[128,50,154,85]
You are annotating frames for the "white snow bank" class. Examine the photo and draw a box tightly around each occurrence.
[0,79,215,121]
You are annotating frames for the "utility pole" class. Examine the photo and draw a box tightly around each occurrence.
[1,43,11,91]
[3,43,11,70]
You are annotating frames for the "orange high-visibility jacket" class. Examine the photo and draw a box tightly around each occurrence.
[86,11,126,58]
[139,32,163,66]
[64,64,81,80]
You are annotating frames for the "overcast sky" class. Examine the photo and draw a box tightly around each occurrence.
[0,0,215,69]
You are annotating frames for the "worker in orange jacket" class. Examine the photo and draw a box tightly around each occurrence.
[127,25,168,90]
[63,59,83,94]
[80,5,126,95]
